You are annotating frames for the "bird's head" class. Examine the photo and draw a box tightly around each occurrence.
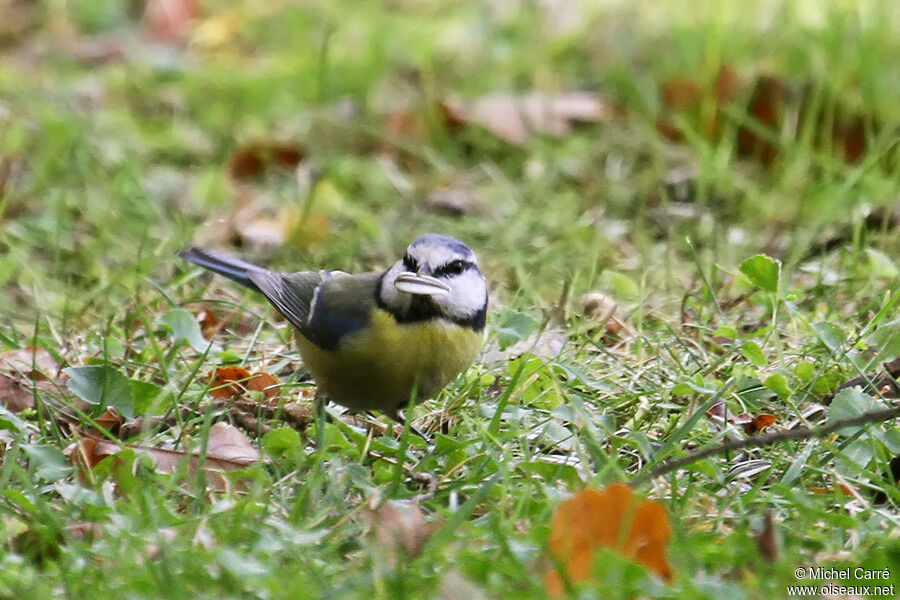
[377,234,488,330]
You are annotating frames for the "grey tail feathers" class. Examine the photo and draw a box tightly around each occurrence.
[178,247,269,291]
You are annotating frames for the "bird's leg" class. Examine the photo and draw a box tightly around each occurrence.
[314,390,326,449]
[385,409,429,442]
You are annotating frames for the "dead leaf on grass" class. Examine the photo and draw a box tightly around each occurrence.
[227,141,305,181]
[209,367,280,401]
[367,497,440,567]
[441,92,614,146]
[143,0,203,45]
[68,422,259,491]
[546,484,673,596]
[0,347,63,413]
[578,292,633,338]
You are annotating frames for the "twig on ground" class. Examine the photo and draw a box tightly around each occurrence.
[631,404,900,487]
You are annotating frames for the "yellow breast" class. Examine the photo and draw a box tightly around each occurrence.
[295,309,484,413]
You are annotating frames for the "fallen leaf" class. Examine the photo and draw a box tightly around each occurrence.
[1,346,60,380]
[578,292,633,338]
[94,407,124,436]
[68,423,258,491]
[660,77,702,111]
[195,305,220,339]
[0,0,38,44]
[706,400,726,419]
[227,141,304,180]
[714,64,743,103]
[736,75,789,165]
[191,8,242,49]
[0,374,37,413]
[143,0,203,45]
[246,371,279,401]
[754,509,779,562]
[209,366,279,401]
[207,421,259,464]
[832,117,867,163]
[546,483,672,596]
[209,366,253,398]
[0,347,62,413]
[368,498,438,567]
[732,413,776,435]
[382,104,428,142]
[441,92,614,146]
[425,184,478,217]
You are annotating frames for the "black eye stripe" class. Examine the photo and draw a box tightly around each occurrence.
[402,254,418,271]
[434,260,472,277]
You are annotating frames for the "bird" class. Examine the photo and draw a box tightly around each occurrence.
[178,234,488,424]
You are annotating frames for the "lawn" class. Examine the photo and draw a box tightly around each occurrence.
[1,0,900,598]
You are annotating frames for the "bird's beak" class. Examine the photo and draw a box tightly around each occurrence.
[394,272,451,296]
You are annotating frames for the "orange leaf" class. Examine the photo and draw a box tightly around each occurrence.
[247,371,279,401]
[227,141,305,180]
[209,366,252,398]
[209,366,279,401]
[546,484,672,596]
[195,305,219,339]
[740,413,777,435]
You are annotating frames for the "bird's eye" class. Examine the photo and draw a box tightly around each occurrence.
[402,254,418,271]
[437,260,466,277]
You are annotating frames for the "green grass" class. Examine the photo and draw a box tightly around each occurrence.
[2,0,900,598]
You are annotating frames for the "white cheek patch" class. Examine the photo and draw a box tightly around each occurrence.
[379,263,411,311]
[436,270,487,319]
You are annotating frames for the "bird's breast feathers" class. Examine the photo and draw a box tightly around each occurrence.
[294,308,484,412]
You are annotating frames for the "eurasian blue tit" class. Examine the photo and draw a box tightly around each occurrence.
[179,234,488,421]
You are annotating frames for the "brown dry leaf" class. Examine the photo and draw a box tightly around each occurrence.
[0,0,39,44]
[369,498,438,567]
[383,105,428,142]
[441,92,614,146]
[209,366,279,401]
[736,75,789,165]
[425,184,478,217]
[94,407,124,436]
[0,374,37,413]
[1,346,60,380]
[143,0,203,45]
[0,346,61,413]
[660,77,702,111]
[832,117,867,163]
[246,371,279,401]
[706,400,726,419]
[68,423,258,491]
[227,141,305,180]
[546,483,672,596]
[732,413,776,434]
[579,292,633,338]
[754,509,779,562]
[195,305,220,339]
[209,366,253,398]
[714,64,743,103]
[206,421,259,464]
